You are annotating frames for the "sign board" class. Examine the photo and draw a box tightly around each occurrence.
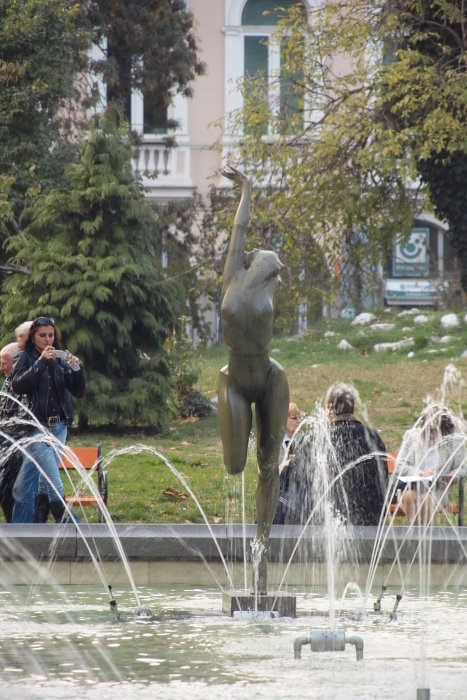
[393,228,429,277]
[385,278,438,306]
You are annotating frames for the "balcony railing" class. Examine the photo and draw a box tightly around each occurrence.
[131,138,194,198]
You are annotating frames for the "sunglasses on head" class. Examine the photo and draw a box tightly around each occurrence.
[31,317,55,328]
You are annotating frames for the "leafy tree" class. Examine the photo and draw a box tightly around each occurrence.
[223,0,467,316]
[88,0,205,125]
[0,117,182,429]
[382,0,467,294]
[0,0,205,283]
[221,2,418,318]
[0,0,89,234]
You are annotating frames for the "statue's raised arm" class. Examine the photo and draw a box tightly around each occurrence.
[220,165,252,301]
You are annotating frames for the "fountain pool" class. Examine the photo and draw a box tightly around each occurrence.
[0,583,466,699]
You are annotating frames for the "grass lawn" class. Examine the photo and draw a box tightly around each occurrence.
[5,308,467,524]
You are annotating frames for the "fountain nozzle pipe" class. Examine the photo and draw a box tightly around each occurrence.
[108,585,121,621]
[416,689,430,700]
[345,634,364,661]
[294,630,364,661]
[390,594,403,621]
[374,585,387,612]
[293,635,311,659]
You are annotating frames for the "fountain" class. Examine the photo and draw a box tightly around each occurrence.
[0,226,466,696]
[0,367,466,697]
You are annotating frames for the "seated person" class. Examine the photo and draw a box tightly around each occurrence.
[0,342,28,521]
[396,405,466,525]
[326,383,388,526]
[273,402,304,524]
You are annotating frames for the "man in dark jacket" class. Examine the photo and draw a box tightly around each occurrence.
[327,384,388,526]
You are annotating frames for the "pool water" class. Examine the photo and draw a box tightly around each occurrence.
[0,584,465,699]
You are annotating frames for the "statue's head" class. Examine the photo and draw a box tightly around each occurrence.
[244,249,284,291]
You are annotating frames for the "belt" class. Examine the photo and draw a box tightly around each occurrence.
[46,415,61,427]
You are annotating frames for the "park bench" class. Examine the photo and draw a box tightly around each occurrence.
[387,453,465,526]
[60,445,108,522]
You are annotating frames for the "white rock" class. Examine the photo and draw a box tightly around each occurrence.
[373,338,414,352]
[461,349,467,358]
[413,315,429,325]
[351,312,375,326]
[324,331,336,338]
[464,314,467,324]
[407,351,414,358]
[402,326,412,332]
[338,339,354,351]
[441,313,459,328]
[398,308,420,317]
[370,323,395,331]
[431,335,453,345]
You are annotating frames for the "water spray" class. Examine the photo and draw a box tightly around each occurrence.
[134,606,154,620]
[293,629,364,661]
[389,593,402,621]
[108,585,121,621]
[373,585,387,612]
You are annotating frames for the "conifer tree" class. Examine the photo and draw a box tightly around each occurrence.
[1,117,181,429]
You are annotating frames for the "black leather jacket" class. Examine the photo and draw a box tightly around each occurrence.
[12,348,86,427]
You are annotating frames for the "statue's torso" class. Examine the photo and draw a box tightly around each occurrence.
[221,277,274,355]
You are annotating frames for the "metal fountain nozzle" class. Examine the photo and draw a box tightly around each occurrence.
[108,585,121,621]
[389,593,403,621]
[374,585,387,612]
[294,629,364,661]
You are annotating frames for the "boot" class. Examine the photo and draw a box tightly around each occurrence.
[34,493,50,523]
[49,499,71,523]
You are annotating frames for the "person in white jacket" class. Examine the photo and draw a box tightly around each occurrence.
[396,405,465,524]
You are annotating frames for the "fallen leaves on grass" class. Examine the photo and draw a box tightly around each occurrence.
[162,486,189,501]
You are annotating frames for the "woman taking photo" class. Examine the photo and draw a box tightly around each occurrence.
[11,316,85,523]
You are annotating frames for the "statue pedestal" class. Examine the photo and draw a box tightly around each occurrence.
[222,590,296,617]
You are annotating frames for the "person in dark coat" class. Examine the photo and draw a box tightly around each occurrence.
[326,383,388,526]
[0,342,29,521]
[11,317,85,523]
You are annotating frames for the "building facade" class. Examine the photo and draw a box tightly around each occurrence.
[118,0,456,332]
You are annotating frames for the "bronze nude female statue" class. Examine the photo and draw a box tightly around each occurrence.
[218,165,289,593]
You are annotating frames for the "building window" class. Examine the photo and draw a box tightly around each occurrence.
[241,0,305,135]
[143,90,168,135]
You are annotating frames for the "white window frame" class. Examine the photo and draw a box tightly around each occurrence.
[223,0,313,141]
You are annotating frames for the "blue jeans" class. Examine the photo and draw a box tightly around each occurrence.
[12,421,67,522]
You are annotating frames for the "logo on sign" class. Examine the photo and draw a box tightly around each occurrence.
[393,228,429,277]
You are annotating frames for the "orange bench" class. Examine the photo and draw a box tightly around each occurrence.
[60,445,108,522]
[387,453,464,526]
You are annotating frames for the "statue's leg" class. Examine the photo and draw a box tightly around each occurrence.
[218,365,252,475]
[254,361,289,593]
